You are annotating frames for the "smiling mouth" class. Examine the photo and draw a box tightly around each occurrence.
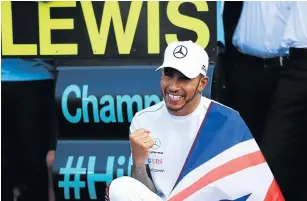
[166,91,184,102]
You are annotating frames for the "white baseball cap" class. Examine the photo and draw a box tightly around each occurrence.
[156,40,209,79]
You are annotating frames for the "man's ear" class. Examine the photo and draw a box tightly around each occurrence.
[198,76,209,92]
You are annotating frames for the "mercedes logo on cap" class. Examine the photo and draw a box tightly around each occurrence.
[173,45,188,59]
[152,138,161,150]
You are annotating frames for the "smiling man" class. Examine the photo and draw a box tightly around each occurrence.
[106,41,284,201]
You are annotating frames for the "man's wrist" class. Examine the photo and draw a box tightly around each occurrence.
[132,163,147,175]
[133,162,146,167]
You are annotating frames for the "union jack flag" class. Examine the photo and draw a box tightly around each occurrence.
[167,101,284,201]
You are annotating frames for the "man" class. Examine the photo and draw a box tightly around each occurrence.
[1,58,58,201]
[225,2,290,143]
[106,41,284,201]
[260,2,307,200]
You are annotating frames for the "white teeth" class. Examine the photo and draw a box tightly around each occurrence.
[168,93,181,100]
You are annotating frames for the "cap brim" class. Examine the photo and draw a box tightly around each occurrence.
[155,65,165,72]
[155,65,198,79]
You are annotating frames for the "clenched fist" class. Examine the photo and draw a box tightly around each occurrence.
[130,128,153,165]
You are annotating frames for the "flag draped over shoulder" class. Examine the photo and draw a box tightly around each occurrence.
[167,101,284,201]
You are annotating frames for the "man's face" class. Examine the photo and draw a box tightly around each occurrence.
[160,68,207,114]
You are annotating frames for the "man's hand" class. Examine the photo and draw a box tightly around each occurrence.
[130,128,153,166]
[46,150,55,168]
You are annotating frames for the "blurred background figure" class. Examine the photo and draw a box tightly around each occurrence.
[222,1,307,200]
[260,2,307,200]
[223,1,289,144]
[1,58,57,201]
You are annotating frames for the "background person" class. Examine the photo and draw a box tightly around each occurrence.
[260,2,307,200]
[224,1,290,144]
[1,58,58,201]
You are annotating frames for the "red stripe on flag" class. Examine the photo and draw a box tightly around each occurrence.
[264,179,285,201]
[168,151,266,201]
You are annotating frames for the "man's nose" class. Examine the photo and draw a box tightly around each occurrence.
[168,78,181,91]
